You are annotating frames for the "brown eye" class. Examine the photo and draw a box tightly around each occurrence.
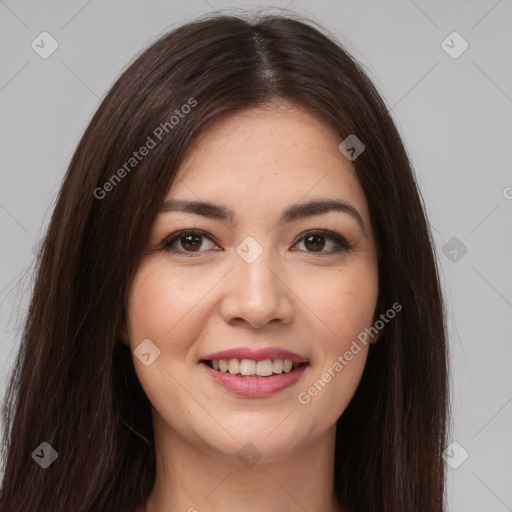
[161,230,218,255]
[304,234,325,252]
[180,234,202,251]
[294,230,352,254]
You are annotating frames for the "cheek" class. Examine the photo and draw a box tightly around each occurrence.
[125,263,204,427]
[303,262,379,347]
[126,261,212,343]
[294,263,378,418]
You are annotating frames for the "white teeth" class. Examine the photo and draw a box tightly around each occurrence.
[240,359,256,375]
[273,359,284,374]
[256,359,273,376]
[210,358,301,376]
[228,358,240,375]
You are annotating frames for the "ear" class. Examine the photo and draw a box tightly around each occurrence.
[119,323,130,346]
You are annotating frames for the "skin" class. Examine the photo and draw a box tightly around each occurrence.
[125,100,379,512]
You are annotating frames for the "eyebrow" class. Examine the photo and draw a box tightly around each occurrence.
[160,198,367,235]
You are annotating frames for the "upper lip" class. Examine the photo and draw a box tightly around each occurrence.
[201,347,309,364]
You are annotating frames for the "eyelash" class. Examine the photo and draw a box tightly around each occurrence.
[160,229,353,257]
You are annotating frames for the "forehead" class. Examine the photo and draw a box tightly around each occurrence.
[170,102,368,217]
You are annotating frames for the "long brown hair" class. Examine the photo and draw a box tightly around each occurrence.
[0,10,449,511]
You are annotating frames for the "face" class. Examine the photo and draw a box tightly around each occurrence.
[123,101,379,462]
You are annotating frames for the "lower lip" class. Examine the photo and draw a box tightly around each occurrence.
[200,362,308,398]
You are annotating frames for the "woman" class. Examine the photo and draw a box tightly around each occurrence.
[0,10,449,512]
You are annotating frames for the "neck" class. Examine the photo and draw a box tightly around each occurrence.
[142,414,345,512]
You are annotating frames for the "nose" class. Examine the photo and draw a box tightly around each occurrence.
[218,246,294,329]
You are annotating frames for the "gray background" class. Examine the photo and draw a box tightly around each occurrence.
[1,1,511,510]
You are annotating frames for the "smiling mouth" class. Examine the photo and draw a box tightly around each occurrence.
[202,358,308,378]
